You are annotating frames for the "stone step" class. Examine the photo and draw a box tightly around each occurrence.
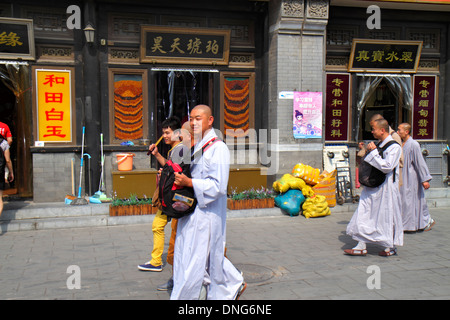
[1,187,448,232]
[0,213,158,232]
[0,202,110,221]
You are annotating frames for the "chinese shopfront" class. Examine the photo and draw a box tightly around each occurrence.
[1,0,268,202]
[325,4,450,188]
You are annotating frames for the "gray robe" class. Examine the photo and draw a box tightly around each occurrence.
[400,137,432,231]
[347,135,403,248]
[171,128,243,300]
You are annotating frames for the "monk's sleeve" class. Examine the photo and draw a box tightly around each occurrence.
[412,142,432,183]
[364,144,401,174]
[192,143,230,208]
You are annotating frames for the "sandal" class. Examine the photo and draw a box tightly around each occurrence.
[379,248,397,256]
[235,282,247,300]
[344,249,367,256]
[424,219,435,232]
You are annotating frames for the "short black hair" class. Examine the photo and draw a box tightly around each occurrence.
[374,119,389,132]
[161,116,181,131]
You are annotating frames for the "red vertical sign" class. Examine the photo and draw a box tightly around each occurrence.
[325,73,350,141]
[412,75,436,140]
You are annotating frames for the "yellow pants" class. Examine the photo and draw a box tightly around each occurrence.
[150,209,168,266]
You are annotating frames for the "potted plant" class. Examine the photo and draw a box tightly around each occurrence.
[227,187,275,210]
[109,193,156,216]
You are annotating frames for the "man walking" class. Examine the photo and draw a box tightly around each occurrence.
[171,105,245,300]
[345,119,403,256]
[397,123,435,232]
[138,116,183,272]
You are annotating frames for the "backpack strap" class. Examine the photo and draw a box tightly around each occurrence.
[376,140,400,182]
[377,140,399,157]
[191,137,221,161]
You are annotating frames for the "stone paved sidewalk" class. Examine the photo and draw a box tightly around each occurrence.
[0,207,448,300]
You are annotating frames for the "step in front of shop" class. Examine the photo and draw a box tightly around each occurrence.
[1,188,448,232]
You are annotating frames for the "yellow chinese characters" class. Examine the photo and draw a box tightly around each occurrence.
[326,76,348,140]
[355,49,414,64]
[150,35,221,56]
[0,31,23,46]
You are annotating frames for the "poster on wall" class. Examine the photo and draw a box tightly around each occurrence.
[412,75,437,140]
[293,92,322,139]
[36,69,72,142]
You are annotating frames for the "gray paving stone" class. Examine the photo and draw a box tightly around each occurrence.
[0,207,449,300]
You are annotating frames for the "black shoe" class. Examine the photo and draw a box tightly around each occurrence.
[157,277,173,291]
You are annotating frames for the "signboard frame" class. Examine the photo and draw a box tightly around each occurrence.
[324,73,351,142]
[33,67,75,144]
[0,17,35,60]
[412,75,438,140]
[348,39,422,73]
[140,25,230,65]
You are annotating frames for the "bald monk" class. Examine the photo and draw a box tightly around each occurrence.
[170,105,246,300]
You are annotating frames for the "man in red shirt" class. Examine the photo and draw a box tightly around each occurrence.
[0,121,12,145]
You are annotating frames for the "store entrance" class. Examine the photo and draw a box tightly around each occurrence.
[358,76,412,141]
[153,70,213,158]
[361,79,397,140]
[0,81,17,195]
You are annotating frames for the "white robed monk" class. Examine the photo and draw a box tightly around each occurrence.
[171,105,246,300]
[345,119,403,256]
[397,123,435,232]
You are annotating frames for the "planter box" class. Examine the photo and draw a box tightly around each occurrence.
[227,198,275,210]
[109,204,157,216]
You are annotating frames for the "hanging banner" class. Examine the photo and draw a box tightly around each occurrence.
[293,92,322,139]
[412,75,437,140]
[325,73,350,141]
[36,69,72,142]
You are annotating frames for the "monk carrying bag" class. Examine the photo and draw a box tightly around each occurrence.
[358,140,399,188]
[159,137,221,218]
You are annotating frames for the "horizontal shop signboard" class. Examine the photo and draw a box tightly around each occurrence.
[140,26,230,65]
[348,39,422,73]
[0,18,35,60]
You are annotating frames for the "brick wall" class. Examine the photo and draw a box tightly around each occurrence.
[33,153,78,202]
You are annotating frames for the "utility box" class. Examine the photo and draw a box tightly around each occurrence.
[228,166,268,194]
[112,170,158,198]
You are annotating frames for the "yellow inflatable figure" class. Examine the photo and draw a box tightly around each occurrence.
[272,174,315,198]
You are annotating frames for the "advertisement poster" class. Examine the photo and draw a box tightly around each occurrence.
[293,91,322,139]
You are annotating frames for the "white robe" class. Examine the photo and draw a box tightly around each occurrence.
[347,135,404,248]
[171,129,243,300]
[400,137,432,231]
